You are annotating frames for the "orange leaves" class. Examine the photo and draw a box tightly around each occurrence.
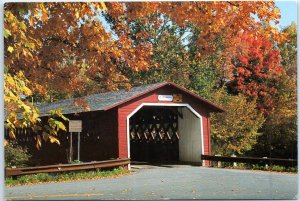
[106,2,125,19]
[229,33,283,115]
[125,2,159,21]
[74,98,91,112]
[5,2,285,99]
[4,2,286,112]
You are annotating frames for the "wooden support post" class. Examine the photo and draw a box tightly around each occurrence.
[77,132,80,161]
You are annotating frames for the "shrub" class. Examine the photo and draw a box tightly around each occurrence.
[270,165,287,172]
[17,173,52,184]
[5,142,31,168]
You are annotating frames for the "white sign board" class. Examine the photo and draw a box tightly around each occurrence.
[158,95,173,102]
[69,120,82,132]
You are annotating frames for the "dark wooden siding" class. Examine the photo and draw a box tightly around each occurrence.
[78,109,119,162]
[6,109,118,166]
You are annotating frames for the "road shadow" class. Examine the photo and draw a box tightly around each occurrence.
[131,161,202,169]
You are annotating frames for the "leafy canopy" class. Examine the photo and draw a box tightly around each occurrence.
[4,2,285,148]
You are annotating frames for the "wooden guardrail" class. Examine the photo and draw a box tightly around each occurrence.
[201,155,297,167]
[5,158,130,177]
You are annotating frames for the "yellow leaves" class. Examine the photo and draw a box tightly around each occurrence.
[9,129,16,139]
[5,74,14,86]
[4,140,8,147]
[75,11,80,18]
[36,135,42,149]
[22,104,32,113]
[29,16,34,26]
[49,135,60,145]
[272,8,281,18]
[100,2,108,11]
[5,71,42,144]
[232,6,237,11]
[210,88,265,155]
[41,6,49,22]
[7,46,14,53]
[25,42,35,50]
[22,49,33,58]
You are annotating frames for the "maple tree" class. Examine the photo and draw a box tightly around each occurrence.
[5,2,284,97]
[4,70,68,148]
[226,33,283,115]
[4,2,284,146]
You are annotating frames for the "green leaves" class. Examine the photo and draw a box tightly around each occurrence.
[19,21,27,31]
[4,29,11,38]
[210,88,265,156]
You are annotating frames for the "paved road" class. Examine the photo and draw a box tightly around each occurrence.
[5,165,298,200]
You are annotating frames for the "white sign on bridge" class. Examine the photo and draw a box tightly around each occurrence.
[69,120,82,132]
[158,95,173,102]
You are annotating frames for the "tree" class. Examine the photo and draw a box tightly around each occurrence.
[250,23,297,159]
[251,72,297,159]
[4,71,68,148]
[119,13,228,99]
[210,88,265,156]
[226,33,283,115]
[4,2,284,145]
[278,22,297,79]
[120,13,192,87]
[5,2,284,98]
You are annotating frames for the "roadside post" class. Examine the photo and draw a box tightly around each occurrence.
[215,154,222,167]
[263,157,268,169]
[69,120,82,162]
[232,154,237,167]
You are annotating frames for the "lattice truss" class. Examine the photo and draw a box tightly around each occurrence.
[130,107,182,143]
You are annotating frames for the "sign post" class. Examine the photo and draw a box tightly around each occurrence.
[69,132,73,162]
[77,132,80,161]
[69,120,82,162]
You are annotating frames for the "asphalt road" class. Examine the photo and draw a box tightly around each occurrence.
[5,165,298,200]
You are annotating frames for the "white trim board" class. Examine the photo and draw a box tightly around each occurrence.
[126,103,205,167]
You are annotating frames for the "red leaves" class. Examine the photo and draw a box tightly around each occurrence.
[230,33,283,115]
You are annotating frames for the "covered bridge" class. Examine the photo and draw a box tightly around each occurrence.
[10,82,224,167]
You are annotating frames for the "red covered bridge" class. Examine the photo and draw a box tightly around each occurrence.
[9,82,224,167]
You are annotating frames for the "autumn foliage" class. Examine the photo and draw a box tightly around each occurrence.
[228,33,284,115]
[4,2,284,98]
[210,88,265,155]
[5,1,295,156]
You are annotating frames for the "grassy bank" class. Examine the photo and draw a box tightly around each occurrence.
[211,162,297,173]
[6,167,129,187]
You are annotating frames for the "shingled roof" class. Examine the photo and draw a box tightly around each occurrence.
[37,82,224,116]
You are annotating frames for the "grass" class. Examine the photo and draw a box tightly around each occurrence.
[6,167,129,187]
[212,162,297,173]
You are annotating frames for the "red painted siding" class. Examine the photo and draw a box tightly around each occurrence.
[117,85,216,163]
